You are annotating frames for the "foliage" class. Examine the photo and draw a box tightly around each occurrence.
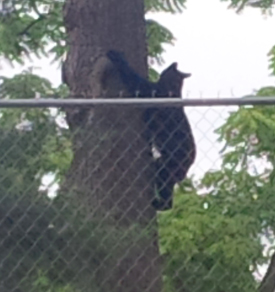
[159,183,261,292]
[147,19,174,66]
[222,0,274,12]
[145,0,186,13]
[0,72,72,198]
[32,271,80,292]
[268,45,275,76]
[0,0,66,63]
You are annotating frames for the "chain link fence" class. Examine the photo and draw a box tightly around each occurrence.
[0,99,274,292]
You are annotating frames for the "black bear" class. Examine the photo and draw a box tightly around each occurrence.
[107,50,196,210]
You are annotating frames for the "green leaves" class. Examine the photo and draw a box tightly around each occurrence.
[145,0,186,13]
[221,0,274,13]
[158,183,261,292]
[0,0,65,63]
[0,71,54,98]
[147,19,174,65]
[145,0,186,66]
[0,73,72,198]
[268,45,275,76]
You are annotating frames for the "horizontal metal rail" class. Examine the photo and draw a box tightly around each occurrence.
[0,97,275,107]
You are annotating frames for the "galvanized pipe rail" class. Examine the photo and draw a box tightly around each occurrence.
[0,97,274,107]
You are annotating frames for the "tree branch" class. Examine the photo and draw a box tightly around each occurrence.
[18,15,45,36]
[18,2,47,36]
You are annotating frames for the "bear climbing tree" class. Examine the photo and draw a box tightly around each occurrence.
[107,50,196,210]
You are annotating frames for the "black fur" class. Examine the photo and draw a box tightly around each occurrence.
[107,50,196,210]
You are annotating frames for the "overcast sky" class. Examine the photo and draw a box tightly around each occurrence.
[150,0,275,98]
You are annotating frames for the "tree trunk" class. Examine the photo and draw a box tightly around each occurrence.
[62,0,162,291]
[259,252,275,292]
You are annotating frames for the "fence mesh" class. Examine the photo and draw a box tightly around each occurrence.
[0,101,274,292]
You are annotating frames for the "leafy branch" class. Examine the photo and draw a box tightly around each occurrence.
[18,2,48,36]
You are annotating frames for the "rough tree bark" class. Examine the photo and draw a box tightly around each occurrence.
[62,0,162,291]
[259,252,275,292]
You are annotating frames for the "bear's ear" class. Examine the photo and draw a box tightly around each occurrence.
[168,63,191,78]
[164,62,178,71]
[171,62,178,69]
